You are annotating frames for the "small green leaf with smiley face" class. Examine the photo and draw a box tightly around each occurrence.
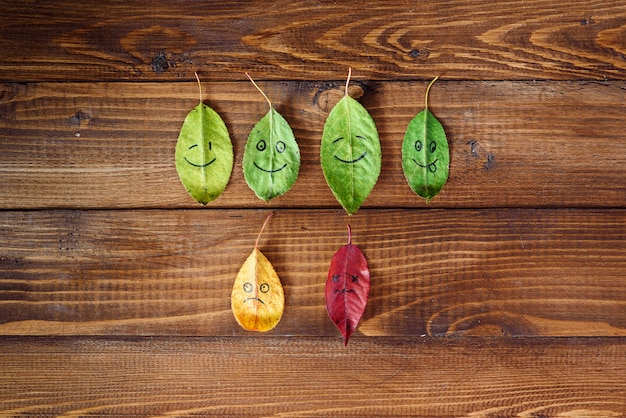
[402,76,449,202]
[321,68,381,215]
[243,74,300,201]
[175,73,233,204]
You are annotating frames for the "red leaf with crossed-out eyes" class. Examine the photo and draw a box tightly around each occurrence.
[325,225,370,346]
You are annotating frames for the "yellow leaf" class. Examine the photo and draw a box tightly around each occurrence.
[231,214,284,332]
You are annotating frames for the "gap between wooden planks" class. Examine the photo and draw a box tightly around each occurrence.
[1,208,624,337]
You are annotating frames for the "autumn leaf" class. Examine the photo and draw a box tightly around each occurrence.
[175,73,233,204]
[231,213,284,332]
[320,68,381,215]
[402,76,449,201]
[243,73,300,201]
[325,225,370,345]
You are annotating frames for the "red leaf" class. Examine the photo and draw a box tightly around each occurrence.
[325,225,370,345]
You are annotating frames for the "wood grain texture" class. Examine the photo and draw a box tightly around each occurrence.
[1,0,625,82]
[1,209,624,337]
[1,1,625,415]
[1,80,625,209]
[1,336,624,417]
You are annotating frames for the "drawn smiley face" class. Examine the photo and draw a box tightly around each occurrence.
[251,138,288,173]
[183,141,216,168]
[331,135,369,164]
[242,281,271,305]
[412,139,439,172]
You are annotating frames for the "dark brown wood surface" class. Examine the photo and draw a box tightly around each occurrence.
[1,0,625,416]
[1,80,625,209]
[1,1,625,81]
[1,209,625,337]
[1,337,624,417]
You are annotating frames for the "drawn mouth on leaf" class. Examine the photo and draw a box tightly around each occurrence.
[334,153,366,164]
[244,297,265,305]
[184,144,216,168]
[332,135,368,164]
[413,158,438,173]
[185,157,216,167]
[253,162,288,173]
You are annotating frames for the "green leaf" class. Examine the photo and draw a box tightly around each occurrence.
[402,76,449,201]
[175,74,233,205]
[321,69,381,215]
[243,74,300,201]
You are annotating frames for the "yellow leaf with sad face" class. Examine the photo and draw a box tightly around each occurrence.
[231,213,284,332]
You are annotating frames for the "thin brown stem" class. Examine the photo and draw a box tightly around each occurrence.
[425,76,439,110]
[194,72,202,103]
[256,212,274,248]
[246,72,272,110]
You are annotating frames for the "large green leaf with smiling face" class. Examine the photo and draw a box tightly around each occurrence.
[321,70,381,215]
[243,75,300,201]
[175,75,233,204]
[402,77,449,201]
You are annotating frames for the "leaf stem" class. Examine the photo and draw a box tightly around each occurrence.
[246,72,272,110]
[425,76,439,110]
[346,224,352,244]
[345,67,352,97]
[256,212,274,248]
[194,72,202,103]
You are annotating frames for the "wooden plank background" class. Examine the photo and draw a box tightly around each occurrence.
[1,1,625,416]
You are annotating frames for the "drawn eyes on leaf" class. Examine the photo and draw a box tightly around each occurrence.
[256,139,286,154]
[188,142,212,152]
[333,135,367,144]
[415,140,437,153]
[243,281,270,293]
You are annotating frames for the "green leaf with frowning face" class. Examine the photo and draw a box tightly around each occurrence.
[175,76,233,205]
[320,70,381,215]
[243,75,300,201]
[402,77,449,201]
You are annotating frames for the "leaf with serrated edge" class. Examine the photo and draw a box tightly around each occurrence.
[175,73,233,204]
[402,76,449,201]
[231,213,284,332]
[321,68,381,215]
[243,74,300,201]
